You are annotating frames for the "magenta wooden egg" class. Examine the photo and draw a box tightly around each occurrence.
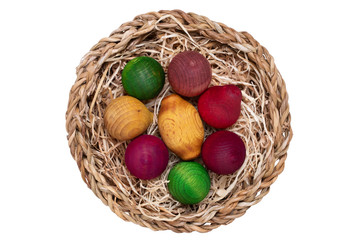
[198,85,242,129]
[202,130,246,175]
[168,51,211,97]
[125,135,169,180]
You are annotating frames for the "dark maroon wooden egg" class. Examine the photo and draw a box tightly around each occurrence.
[202,130,246,175]
[168,51,212,97]
[125,135,169,180]
[198,85,242,129]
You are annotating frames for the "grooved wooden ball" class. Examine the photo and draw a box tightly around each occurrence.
[122,56,165,100]
[202,130,246,175]
[125,135,169,180]
[198,85,242,129]
[168,51,211,97]
[168,161,210,204]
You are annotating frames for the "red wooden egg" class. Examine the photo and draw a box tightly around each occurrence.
[198,85,242,129]
[168,51,211,97]
[202,130,246,175]
[125,135,169,180]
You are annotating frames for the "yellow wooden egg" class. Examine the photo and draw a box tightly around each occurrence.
[158,94,204,160]
[104,96,153,141]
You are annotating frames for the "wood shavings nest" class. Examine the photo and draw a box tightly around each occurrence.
[65,10,293,233]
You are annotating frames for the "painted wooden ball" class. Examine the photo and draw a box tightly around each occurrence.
[202,131,246,175]
[168,51,211,97]
[198,85,242,129]
[125,135,169,180]
[168,161,210,204]
[122,56,165,100]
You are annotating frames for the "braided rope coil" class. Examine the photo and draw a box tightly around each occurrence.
[65,10,292,233]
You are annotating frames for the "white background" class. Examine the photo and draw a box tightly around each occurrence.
[1,0,359,239]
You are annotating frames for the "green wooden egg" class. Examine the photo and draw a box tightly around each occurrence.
[121,56,165,100]
[167,161,210,205]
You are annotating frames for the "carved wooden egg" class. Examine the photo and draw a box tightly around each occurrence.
[158,94,204,160]
[202,130,246,175]
[122,56,165,100]
[168,51,212,97]
[104,96,153,141]
[125,135,169,180]
[198,85,242,129]
[168,161,210,205]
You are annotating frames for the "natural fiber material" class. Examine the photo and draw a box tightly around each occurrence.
[65,10,292,233]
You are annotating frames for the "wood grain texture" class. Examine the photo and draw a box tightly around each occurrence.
[168,161,210,204]
[198,85,242,129]
[158,94,204,160]
[122,56,165,100]
[125,135,169,180]
[202,130,246,175]
[104,96,153,141]
[168,51,211,97]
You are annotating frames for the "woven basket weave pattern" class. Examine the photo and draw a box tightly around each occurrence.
[66,10,292,233]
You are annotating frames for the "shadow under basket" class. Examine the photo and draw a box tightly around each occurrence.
[65,10,293,233]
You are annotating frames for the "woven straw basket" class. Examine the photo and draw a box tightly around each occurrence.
[65,10,292,233]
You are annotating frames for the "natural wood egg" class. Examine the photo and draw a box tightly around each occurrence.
[104,96,153,141]
[158,94,204,160]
